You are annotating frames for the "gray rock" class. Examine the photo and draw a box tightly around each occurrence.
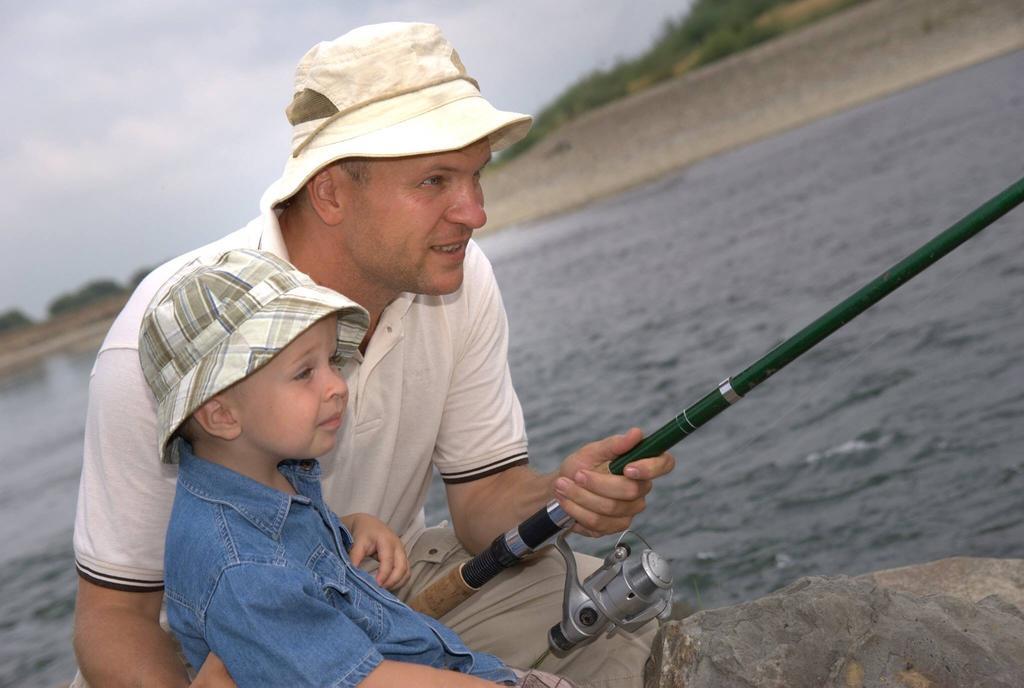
[858,556,1024,613]
[644,561,1024,688]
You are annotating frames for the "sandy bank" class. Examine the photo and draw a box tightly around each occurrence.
[0,295,126,378]
[481,0,1024,230]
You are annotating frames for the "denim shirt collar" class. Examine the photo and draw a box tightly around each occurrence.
[176,441,329,541]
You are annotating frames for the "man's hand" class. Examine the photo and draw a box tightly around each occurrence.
[341,513,411,590]
[553,428,675,536]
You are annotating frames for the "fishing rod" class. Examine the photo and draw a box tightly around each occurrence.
[409,174,1024,649]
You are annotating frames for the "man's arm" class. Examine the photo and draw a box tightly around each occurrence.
[72,347,198,684]
[73,580,188,686]
[438,248,675,552]
[74,580,235,687]
[446,428,674,554]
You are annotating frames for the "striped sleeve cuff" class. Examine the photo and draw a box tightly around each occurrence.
[439,451,529,484]
[75,557,164,593]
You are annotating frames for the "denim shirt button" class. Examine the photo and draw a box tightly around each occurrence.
[298,460,314,471]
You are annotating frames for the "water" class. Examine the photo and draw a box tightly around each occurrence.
[4,51,1023,686]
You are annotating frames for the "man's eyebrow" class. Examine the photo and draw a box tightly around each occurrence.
[425,156,492,175]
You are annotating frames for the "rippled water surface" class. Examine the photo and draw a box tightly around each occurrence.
[4,51,1023,686]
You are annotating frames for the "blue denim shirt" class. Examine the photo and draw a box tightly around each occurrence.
[165,443,514,687]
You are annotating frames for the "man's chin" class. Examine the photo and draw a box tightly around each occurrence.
[420,271,465,296]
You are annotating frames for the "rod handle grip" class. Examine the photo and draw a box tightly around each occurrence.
[407,562,478,618]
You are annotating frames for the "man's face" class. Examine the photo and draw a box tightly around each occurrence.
[337,139,492,302]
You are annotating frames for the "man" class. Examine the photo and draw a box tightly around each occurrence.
[72,22,674,687]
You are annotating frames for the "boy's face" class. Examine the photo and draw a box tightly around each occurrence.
[223,316,348,463]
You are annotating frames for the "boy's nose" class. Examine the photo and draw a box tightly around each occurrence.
[326,367,349,401]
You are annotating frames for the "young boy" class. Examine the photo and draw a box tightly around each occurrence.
[138,249,576,687]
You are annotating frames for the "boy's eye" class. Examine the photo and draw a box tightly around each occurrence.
[294,367,313,381]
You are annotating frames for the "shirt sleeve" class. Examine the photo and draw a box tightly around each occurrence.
[202,564,383,687]
[432,245,530,483]
[73,347,176,590]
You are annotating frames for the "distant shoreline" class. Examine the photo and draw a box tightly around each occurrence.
[0,294,126,378]
[481,0,1024,231]
[2,0,1022,377]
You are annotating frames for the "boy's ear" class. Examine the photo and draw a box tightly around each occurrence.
[191,395,242,441]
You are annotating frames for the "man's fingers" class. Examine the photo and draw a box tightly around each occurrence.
[557,495,633,535]
[555,476,647,519]
[563,469,652,502]
[575,428,645,470]
[607,427,645,456]
[621,453,676,480]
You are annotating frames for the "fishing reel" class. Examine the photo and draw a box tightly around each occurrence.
[548,530,674,655]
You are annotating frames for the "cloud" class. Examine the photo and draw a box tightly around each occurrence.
[0,1,689,317]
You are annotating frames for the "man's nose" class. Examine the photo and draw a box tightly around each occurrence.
[446,181,487,230]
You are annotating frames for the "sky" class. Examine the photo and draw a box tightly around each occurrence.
[1,1,692,319]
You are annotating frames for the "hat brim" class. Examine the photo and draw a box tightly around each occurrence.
[260,95,532,212]
[158,285,368,464]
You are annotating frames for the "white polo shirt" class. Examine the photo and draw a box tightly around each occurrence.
[73,211,528,591]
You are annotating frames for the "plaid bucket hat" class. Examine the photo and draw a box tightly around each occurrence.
[139,249,369,464]
[259,22,533,211]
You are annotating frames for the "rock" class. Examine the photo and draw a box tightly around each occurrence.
[645,560,1024,688]
[858,557,1024,613]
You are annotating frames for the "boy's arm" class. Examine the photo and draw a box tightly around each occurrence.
[199,562,508,686]
[362,661,499,687]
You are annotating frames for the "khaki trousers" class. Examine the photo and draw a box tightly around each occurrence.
[396,526,656,688]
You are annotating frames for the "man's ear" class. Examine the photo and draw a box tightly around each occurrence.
[305,165,348,225]
[191,395,242,441]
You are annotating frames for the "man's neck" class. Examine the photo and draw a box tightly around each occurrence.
[278,206,394,348]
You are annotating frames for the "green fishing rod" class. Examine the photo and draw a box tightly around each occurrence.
[410,173,1024,620]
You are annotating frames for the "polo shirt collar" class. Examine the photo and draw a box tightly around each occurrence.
[259,209,291,261]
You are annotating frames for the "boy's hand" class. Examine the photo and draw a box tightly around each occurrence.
[341,513,410,590]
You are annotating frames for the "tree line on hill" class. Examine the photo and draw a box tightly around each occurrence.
[0,266,154,335]
[499,0,865,162]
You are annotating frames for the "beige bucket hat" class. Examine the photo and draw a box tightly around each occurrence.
[259,22,533,212]
[138,249,370,464]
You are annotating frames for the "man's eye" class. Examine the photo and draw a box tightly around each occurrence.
[329,354,345,369]
[421,175,443,186]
